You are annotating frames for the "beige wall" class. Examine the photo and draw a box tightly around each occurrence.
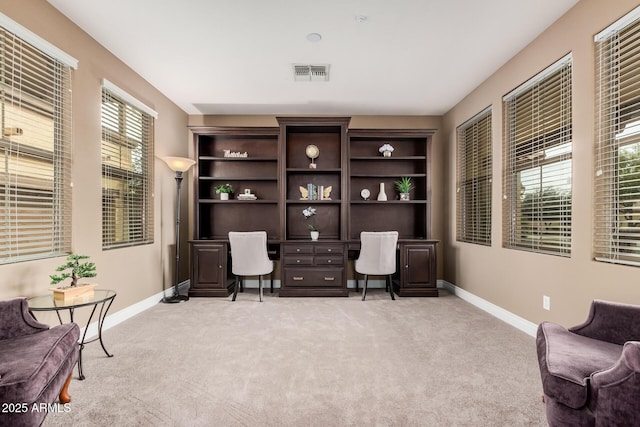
[0,0,190,323]
[442,0,640,327]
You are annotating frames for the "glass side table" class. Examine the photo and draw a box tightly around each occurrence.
[28,289,116,380]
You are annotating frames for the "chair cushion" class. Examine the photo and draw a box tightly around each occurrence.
[537,322,622,409]
[0,323,79,403]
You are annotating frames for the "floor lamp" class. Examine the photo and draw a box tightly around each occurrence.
[162,156,196,304]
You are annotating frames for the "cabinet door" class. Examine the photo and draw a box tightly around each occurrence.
[399,243,438,296]
[190,243,230,297]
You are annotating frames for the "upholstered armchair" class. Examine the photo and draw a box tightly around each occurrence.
[0,298,79,427]
[536,300,640,426]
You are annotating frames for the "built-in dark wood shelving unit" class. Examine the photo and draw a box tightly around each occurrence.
[188,121,438,298]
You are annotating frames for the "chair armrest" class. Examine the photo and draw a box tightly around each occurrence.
[590,341,640,424]
[569,300,640,345]
[0,298,49,341]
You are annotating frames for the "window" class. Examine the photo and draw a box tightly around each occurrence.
[503,54,572,256]
[594,6,640,267]
[0,15,76,264]
[457,107,492,245]
[101,80,155,249]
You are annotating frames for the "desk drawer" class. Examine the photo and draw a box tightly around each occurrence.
[283,255,314,266]
[284,268,344,287]
[283,245,313,255]
[315,255,343,266]
[314,244,344,255]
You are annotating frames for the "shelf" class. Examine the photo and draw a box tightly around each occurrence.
[350,173,426,178]
[286,168,342,173]
[350,200,427,204]
[286,199,341,204]
[199,156,278,161]
[199,199,279,204]
[199,176,277,181]
[350,156,426,161]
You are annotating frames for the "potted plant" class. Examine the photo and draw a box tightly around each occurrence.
[303,206,319,240]
[394,176,414,201]
[50,254,97,300]
[215,183,234,200]
[379,143,394,157]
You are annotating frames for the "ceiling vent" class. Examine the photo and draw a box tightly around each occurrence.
[293,64,330,82]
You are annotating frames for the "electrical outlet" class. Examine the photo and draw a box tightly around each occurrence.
[543,295,551,311]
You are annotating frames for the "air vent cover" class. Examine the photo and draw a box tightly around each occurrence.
[293,64,330,82]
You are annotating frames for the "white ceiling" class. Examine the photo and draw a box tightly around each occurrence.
[48,0,579,116]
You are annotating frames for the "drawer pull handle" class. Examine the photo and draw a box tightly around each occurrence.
[327,260,332,263]
[296,248,300,252]
[293,276,304,281]
[324,277,335,281]
[328,248,332,252]
[296,260,300,263]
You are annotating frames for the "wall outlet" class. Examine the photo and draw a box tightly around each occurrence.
[543,295,551,311]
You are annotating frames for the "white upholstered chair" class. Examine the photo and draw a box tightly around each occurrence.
[355,231,399,301]
[228,231,273,302]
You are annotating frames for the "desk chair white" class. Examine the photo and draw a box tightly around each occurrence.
[228,231,273,302]
[355,231,399,301]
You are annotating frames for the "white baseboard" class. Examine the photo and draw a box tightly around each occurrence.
[438,280,538,337]
[82,279,537,340]
[80,280,190,339]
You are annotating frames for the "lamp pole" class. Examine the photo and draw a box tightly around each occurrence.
[161,157,195,304]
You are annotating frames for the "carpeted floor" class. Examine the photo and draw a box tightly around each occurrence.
[44,289,547,426]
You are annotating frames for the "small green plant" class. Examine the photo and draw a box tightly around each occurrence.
[394,176,414,193]
[50,254,97,287]
[214,183,234,194]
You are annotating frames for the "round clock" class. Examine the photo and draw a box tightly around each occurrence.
[305,144,320,159]
[360,188,371,200]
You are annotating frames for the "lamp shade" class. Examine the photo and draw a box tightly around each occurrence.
[162,156,195,172]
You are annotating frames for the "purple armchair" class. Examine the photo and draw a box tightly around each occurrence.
[0,298,79,426]
[536,300,640,426]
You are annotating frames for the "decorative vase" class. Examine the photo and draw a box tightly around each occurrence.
[377,182,387,201]
[400,192,410,201]
[310,231,319,241]
[220,192,229,200]
[383,150,392,157]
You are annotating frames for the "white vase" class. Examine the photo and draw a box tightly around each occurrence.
[220,193,229,200]
[377,182,387,201]
[310,231,319,241]
[383,150,392,157]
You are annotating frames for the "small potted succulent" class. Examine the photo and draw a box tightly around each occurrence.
[215,183,234,200]
[394,176,414,201]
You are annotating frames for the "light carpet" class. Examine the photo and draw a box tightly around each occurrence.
[44,289,546,426]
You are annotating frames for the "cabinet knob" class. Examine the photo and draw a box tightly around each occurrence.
[328,248,332,252]
[405,265,409,268]
[296,248,300,252]
[296,259,300,263]
[219,265,222,269]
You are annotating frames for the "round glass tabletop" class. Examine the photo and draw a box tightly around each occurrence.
[28,289,116,310]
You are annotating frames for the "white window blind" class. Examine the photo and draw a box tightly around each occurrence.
[101,85,154,249]
[457,107,492,245]
[0,23,73,263]
[503,54,572,256]
[594,8,640,267]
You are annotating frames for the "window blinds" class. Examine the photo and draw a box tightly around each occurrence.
[503,54,572,256]
[457,107,492,245]
[101,85,154,249]
[594,7,640,267]
[0,24,73,263]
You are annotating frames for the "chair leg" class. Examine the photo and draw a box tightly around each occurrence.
[232,275,241,301]
[388,275,395,300]
[240,278,244,292]
[362,274,369,301]
[259,275,264,302]
[269,272,273,293]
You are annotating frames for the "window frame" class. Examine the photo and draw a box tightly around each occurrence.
[502,53,573,256]
[101,82,156,250]
[456,106,492,246]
